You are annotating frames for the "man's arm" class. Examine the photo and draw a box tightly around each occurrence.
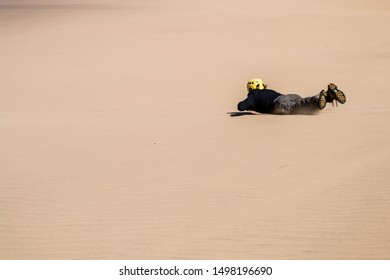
[237,94,255,111]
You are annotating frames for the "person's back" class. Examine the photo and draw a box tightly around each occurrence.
[237,89,281,114]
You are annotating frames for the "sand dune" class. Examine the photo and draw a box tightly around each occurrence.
[1,0,390,259]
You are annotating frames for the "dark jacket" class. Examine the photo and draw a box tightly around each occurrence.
[237,89,282,114]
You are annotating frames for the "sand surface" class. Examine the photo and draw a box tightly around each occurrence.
[1,0,390,259]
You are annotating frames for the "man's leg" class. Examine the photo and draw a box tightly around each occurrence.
[294,83,346,112]
[273,94,302,114]
[273,84,346,115]
[273,92,328,114]
[277,93,325,114]
[292,91,328,113]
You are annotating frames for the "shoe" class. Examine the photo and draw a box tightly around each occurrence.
[318,90,327,110]
[327,83,347,105]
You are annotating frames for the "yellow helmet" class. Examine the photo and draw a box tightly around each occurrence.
[247,78,265,92]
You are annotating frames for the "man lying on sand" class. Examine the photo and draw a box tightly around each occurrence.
[237,78,347,115]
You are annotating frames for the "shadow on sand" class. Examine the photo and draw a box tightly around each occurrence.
[227,112,258,117]
[227,111,320,117]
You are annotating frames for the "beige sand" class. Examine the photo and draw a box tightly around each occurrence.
[1,0,390,259]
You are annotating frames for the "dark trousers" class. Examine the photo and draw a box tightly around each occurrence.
[273,94,319,115]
